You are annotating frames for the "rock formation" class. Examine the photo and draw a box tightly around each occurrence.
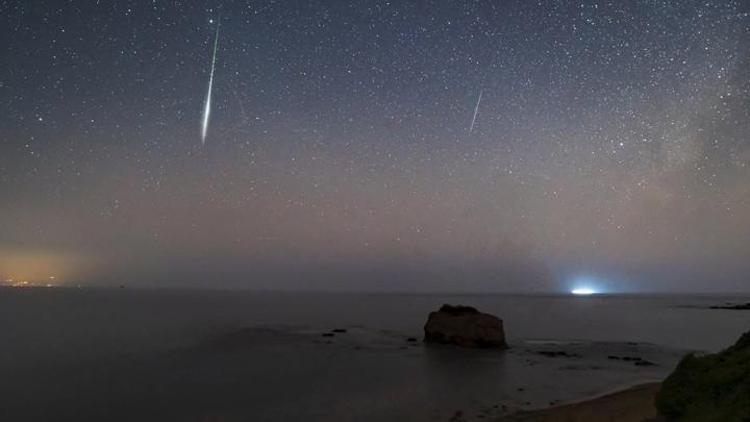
[423,304,507,348]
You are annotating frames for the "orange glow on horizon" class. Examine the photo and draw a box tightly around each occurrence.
[0,250,86,286]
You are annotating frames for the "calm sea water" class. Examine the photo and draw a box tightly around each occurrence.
[0,288,748,421]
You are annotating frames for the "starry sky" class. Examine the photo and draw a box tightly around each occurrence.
[1,1,749,292]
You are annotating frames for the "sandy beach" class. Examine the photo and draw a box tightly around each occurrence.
[498,382,662,422]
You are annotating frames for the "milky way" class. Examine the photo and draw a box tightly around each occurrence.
[1,1,748,292]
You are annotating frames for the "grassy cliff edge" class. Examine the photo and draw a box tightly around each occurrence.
[656,331,750,421]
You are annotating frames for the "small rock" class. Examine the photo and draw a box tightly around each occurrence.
[449,410,465,422]
[608,355,621,360]
[537,350,580,358]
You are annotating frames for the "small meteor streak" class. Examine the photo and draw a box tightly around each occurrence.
[469,89,482,134]
[201,19,220,145]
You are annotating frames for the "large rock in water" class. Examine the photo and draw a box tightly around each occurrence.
[423,304,507,348]
[656,330,750,421]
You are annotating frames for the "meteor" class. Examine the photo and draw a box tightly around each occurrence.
[201,20,220,145]
[469,89,482,134]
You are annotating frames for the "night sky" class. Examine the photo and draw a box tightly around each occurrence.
[1,1,749,292]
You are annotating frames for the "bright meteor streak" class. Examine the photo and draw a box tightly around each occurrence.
[469,89,482,134]
[201,20,220,145]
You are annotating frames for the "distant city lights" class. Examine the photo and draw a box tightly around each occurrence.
[2,276,59,288]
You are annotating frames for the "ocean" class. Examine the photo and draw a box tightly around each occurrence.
[1,288,748,421]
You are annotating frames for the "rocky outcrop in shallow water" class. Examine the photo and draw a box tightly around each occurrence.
[709,302,750,310]
[423,304,507,348]
[656,330,750,421]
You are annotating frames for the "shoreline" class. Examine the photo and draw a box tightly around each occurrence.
[497,382,662,421]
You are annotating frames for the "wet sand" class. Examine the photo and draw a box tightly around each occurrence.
[498,382,662,422]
